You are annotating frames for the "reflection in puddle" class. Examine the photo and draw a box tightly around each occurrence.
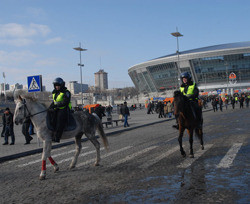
[108,175,183,203]
[106,156,248,203]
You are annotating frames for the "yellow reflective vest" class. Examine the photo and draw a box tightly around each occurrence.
[180,83,197,100]
[53,91,72,110]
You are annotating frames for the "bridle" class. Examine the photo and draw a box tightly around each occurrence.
[21,99,48,120]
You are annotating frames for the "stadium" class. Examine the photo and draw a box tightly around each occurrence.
[128,41,250,96]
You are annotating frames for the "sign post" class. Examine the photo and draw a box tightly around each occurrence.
[27,75,42,92]
[27,75,42,147]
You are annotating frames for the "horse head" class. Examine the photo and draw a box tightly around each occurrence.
[14,95,27,125]
[173,90,186,115]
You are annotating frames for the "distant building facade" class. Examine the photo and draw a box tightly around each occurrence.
[67,81,88,94]
[95,69,108,90]
[10,83,23,91]
[0,83,9,93]
[128,41,250,95]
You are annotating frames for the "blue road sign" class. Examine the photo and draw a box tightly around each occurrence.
[27,75,42,92]
[217,89,222,94]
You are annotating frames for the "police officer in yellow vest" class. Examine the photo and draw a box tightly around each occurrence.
[180,72,202,128]
[49,77,71,142]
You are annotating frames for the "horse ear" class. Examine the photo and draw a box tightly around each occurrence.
[18,95,23,101]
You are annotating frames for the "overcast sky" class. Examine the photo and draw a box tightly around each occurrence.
[0,0,249,91]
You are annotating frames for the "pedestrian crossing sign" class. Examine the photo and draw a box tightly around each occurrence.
[27,75,42,92]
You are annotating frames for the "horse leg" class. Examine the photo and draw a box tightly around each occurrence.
[87,133,101,166]
[49,156,59,173]
[178,128,186,157]
[70,133,83,169]
[187,129,194,158]
[198,128,204,150]
[40,140,52,180]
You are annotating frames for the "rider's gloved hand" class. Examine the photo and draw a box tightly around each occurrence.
[49,103,57,110]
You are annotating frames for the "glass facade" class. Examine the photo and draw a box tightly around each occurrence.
[191,53,250,85]
[129,45,250,93]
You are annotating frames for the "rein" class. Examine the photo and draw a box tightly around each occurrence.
[22,100,48,119]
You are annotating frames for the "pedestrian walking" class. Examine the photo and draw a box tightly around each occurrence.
[212,99,217,112]
[219,97,223,112]
[121,101,130,127]
[239,97,244,109]
[231,97,235,109]
[2,108,15,145]
[246,95,249,108]
[157,101,164,118]
[22,118,33,145]
[167,101,173,118]
[224,98,228,110]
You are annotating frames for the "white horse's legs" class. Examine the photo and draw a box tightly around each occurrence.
[70,135,82,169]
[40,139,52,180]
[49,156,59,172]
[88,134,100,166]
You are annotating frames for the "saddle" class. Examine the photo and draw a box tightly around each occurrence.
[46,110,77,132]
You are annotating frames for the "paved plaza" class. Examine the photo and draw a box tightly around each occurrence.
[0,108,182,162]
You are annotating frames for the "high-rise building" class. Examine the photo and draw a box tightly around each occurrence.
[95,69,108,90]
[67,81,88,95]
[10,83,23,91]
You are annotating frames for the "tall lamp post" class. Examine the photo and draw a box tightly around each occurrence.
[171,28,183,88]
[73,43,87,106]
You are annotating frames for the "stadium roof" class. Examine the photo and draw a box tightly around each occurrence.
[154,41,250,60]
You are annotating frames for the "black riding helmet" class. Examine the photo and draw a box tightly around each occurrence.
[53,77,65,89]
[180,72,191,82]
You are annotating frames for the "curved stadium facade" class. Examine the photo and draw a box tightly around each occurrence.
[128,42,250,96]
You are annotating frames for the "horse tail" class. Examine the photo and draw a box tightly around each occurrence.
[92,113,109,151]
[195,127,203,139]
[97,121,109,151]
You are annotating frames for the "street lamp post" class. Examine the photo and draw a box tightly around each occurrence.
[73,43,87,106]
[171,28,183,88]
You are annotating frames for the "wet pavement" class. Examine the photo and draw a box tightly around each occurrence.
[0,104,249,203]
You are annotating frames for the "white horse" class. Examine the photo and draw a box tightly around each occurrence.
[14,95,109,180]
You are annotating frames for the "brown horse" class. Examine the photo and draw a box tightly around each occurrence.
[173,90,204,158]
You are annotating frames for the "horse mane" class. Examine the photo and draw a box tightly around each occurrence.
[15,91,48,108]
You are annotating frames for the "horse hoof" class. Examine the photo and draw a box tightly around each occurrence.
[39,175,46,180]
[189,154,194,158]
[94,163,100,166]
[54,166,59,173]
[201,146,204,150]
[182,153,186,158]
[69,165,75,170]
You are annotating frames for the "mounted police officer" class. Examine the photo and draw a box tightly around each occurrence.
[179,72,202,128]
[49,77,72,143]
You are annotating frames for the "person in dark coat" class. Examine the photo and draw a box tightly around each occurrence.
[239,97,244,109]
[22,117,33,145]
[2,108,15,145]
[231,97,235,109]
[94,105,106,121]
[218,97,223,112]
[121,101,130,127]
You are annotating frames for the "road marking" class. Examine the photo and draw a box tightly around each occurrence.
[110,146,157,167]
[18,147,88,167]
[140,145,180,168]
[177,144,213,168]
[8,146,69,164]
[216,143,242,168]
[77,146,133,167]
[54,147,105,165]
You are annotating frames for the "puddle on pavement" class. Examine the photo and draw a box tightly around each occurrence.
[104,157,249,203]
